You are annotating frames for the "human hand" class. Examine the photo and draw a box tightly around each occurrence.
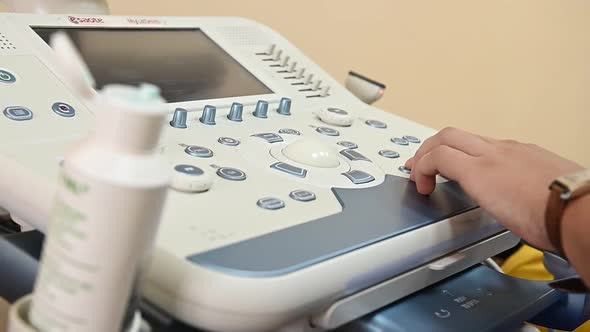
[405,127,583,250]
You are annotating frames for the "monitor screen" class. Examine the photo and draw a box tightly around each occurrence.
[33,28,273,103]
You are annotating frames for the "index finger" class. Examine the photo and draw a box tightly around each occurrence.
[411,145,477,195]
[407,127,490,169]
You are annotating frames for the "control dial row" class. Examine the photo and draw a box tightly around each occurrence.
[169,97,292,128]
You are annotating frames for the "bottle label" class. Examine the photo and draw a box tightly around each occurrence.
[29,169,167,332]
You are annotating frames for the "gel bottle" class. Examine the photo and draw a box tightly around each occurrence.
[28,82,170,332]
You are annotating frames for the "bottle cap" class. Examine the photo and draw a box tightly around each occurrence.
[94,83,167,153]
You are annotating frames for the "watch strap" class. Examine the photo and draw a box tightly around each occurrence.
[545,169,590,257]
[545,182,568,255]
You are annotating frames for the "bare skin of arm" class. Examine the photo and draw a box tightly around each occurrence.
[405,127,589,283]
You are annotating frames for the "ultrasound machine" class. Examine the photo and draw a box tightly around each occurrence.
[0,12,588,332]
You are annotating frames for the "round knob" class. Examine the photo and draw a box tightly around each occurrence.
[200,105,216,125]
[227,102,243,122]
[277,97,292,116]
[253,100,269,118]
[317,107,353,127]
[305,74,315,85]
[288,61,298,73]
[283,138,340,168]
[170,108,188,128]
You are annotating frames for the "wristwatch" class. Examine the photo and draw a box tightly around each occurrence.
[545,168,590,256]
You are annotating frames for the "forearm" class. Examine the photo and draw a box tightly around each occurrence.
[562,194,590,285]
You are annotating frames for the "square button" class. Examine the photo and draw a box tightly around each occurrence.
[252,133,284,143]
[257,197,285,210]
[289,190,316,202]
[3,106,33,121]
[342,170,375,184]
[340,149,371,162]
[271,162,307,178]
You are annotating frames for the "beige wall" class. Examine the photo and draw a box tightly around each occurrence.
[2,0,589,166]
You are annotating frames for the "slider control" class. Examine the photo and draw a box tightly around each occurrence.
[273,49,283,61]
[296,68,306,79]
[266,44,276,56]
[313,80,323,91]
[281,56,291,67]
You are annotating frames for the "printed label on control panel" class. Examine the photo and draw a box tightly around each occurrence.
[126,18,164,25]
[68,16,105,25]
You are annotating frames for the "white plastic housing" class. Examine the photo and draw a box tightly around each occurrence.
[1,0,109,14]
[0,14,517,331]
[345,72,385,105]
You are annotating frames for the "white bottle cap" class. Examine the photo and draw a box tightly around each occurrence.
[92,83,167,154]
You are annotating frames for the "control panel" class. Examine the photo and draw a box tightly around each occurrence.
[0,14,518,331]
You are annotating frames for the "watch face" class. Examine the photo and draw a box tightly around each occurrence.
[557,169,590,198]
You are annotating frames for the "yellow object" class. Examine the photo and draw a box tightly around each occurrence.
[502,245,590,331]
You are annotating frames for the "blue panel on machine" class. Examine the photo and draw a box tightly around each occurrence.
[338,265,561,332]
[188,176,483,276]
